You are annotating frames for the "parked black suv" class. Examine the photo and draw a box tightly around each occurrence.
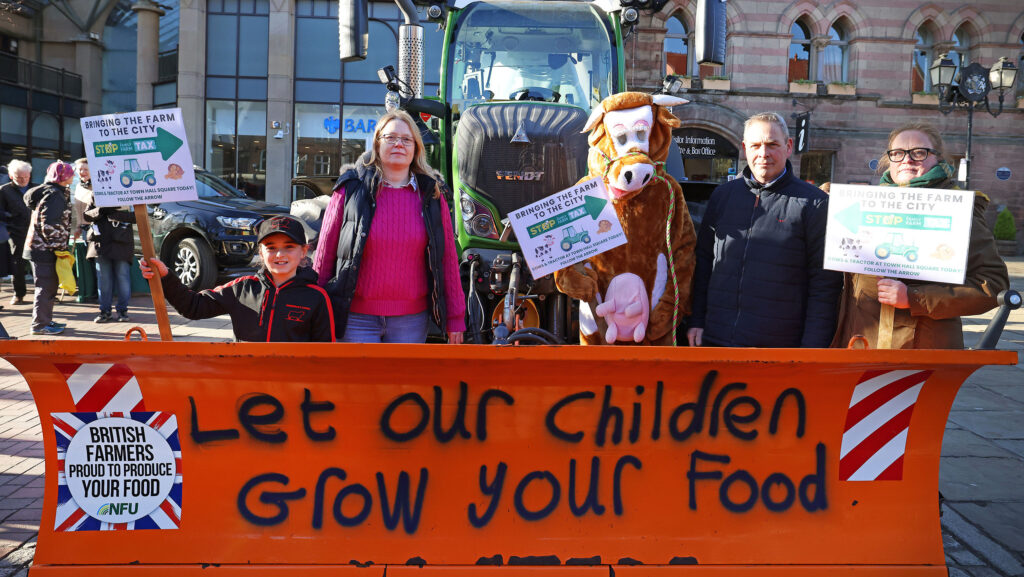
[146,168,291,290]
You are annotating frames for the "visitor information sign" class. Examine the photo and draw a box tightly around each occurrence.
[80,108,197,208]
[824,184,975,284]
[507,178,627,278]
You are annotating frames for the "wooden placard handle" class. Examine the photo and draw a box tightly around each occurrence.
[134,205,173,341]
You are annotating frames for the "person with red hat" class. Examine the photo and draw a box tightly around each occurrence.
[140,215,335,342]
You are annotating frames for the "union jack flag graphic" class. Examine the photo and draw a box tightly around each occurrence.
[839,370,932,481]
[50,362,182,531]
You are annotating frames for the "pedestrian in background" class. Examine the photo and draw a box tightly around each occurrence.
[79,158,137,323]
[687,112,842,347]
[313,110,466,344]
[72,158,92,241]
[831,122,1008,349]
[0,159,34,306]
[23,160,74,336]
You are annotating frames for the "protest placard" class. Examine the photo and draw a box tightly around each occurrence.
[824,184,975,284]
[80,108,197,208]
[507,178,626,278]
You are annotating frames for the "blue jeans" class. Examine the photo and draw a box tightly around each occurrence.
[95,256,132,316]
[342,311,429,343]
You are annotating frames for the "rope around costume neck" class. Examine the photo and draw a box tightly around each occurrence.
[597,149,679,346]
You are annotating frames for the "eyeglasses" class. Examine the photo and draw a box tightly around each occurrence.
[886,147,938,162]
[379,134,415,146]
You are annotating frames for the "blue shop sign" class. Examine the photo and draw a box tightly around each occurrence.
[324,116,377,135]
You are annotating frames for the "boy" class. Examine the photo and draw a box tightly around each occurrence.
[140,215,335,342]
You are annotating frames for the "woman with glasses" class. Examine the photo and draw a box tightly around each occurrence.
[313,110,466,343]
[832,122,1008,349]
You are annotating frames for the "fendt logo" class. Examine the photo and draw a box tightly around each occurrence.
[97,502,140,516]
[496,171,544,181]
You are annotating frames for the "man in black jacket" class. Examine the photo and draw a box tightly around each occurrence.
[0,159,34,305]
[687,112,842,348]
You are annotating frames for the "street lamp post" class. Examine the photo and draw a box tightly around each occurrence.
[929,54,1018,190]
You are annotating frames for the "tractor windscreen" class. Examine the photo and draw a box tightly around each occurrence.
[447,0,616,114]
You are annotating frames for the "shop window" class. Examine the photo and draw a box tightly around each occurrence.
[663,14,690,77]
[912,24,936,93]
[0,105,27,145]
[789,19,812,82]
[821,19,849,84]
[799,151,834,187]
[205,100,237,186]
[293,102,340,177]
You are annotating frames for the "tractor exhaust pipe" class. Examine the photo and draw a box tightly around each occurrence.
[395,0,423,98]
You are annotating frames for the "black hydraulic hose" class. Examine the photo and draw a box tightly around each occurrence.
[501,333,551,346]
[513,326,565,344]
[467,259,485,344]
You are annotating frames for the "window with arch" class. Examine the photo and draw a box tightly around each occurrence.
[1018,32,1023,97]
[949,25,972,84]
[912,24,936,92]
[663,14,690,77]
[789,19,812,82]
[821,19,849,83]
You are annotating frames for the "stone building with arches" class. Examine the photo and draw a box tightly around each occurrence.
[628,0,1024,218]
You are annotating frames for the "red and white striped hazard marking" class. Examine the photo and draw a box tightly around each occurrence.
[54,363,146,413]
[839,370,932,481]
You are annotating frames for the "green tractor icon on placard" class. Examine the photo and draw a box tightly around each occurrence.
[560,225,591,252]
[875,232,919,262]
[120,158,157,188]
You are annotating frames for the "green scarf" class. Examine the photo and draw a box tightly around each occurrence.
[879,160,956,188]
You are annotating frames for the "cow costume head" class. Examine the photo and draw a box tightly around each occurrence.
[583,92,688,200]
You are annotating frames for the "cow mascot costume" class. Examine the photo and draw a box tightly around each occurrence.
[554,92,696,345]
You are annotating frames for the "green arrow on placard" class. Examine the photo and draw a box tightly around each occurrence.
[92,127,183,161]
[836,201,862,233]
[527,195,608,238]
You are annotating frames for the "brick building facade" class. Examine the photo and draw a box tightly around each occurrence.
[625,0,1024,223]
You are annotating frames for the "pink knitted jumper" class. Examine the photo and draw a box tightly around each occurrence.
[313,183,467,333]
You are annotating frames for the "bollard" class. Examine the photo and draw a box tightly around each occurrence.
[0,341,1015,576]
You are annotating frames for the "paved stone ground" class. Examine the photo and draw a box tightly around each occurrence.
[0,260,1022,575]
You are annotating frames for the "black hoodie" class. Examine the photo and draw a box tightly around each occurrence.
[161,266,335,342]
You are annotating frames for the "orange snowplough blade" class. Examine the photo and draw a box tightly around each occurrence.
[0,341,1014,575]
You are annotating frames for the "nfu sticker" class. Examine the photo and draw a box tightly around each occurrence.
[52,412,182,531]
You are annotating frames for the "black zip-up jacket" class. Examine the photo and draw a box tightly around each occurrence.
[325,155,449,339]
[690,161,842,347]
[0,181,32,235]
[161,266,335,342]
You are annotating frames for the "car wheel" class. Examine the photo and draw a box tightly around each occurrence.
[172,237,218,290]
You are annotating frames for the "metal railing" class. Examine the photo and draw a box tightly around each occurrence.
[0,52,83,98]
[158,48,178,83]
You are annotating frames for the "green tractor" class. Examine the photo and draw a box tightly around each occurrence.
[875,232,919,262]
[120,158,157,188]
[560,226,591,252]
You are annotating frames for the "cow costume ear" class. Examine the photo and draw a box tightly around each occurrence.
[583,102,607,133]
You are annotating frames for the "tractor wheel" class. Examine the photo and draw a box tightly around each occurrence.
[120,174,133,188]
[172,237,218,290]
[145,175,157,186]
[582,234,591,244]
[561,241,573,251]
[906,250,918,262]
[875,246,890,259]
